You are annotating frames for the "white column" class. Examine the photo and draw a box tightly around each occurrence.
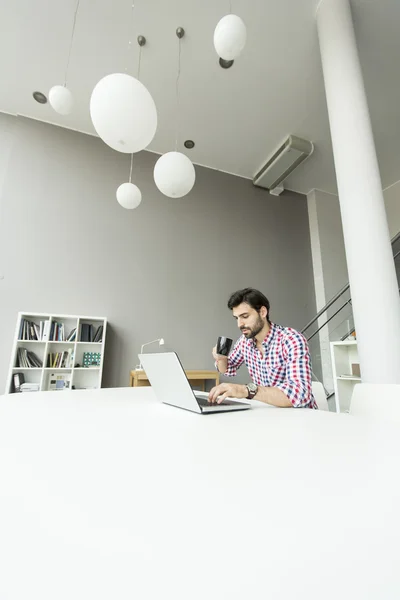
[317,0,400,383]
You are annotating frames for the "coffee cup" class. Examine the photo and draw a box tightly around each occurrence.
[216,336,233,356]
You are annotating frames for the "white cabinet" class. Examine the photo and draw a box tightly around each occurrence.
[6,312,107,394]
[330,340,361,413]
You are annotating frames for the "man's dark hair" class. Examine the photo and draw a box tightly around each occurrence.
[227,288,271,323]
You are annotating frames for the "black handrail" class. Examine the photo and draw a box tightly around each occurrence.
[302,230,400,335]
[306,298,352,342]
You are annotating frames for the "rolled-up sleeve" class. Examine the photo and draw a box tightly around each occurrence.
[275,334,313,408]
[215,338,244,376]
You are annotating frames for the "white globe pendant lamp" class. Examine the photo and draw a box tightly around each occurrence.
[116,182,142,209]
[153,27,196,199]
[154,151,195,198]
[48,0,80,116]
[214,14,247,61]
[49,85,74,115]
[90,73,157,153]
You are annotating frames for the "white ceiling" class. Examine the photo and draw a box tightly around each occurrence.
[1,0,399,195]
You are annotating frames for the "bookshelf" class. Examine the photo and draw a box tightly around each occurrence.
[6,312,107,394]
[330,340,361,413]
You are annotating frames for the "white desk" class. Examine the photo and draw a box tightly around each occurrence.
[0,387,399,600]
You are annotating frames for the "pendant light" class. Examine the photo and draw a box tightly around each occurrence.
[49,0,80,115]
[214,1,247,62]
[90,0,157,155]
[153,27,196,198]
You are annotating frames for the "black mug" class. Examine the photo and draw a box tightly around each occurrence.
[216,336,233,356]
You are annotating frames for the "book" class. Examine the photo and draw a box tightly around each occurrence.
[27,351,43,368]
[93,325,103,343]
[13,372,25,392]
[67,328,76,342]
[17,348,43,368]
[42,320,50,341]
[80,323,90,342]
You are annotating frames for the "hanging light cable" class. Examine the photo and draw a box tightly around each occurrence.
[174,30,182,151]
[116,21,145,210]
[90,0,157,156]
[153,27,196,199]
[49,0,80,115]
[64,0,80,87]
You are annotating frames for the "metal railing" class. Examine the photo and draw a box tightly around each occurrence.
[302,230,400,398]
[302,230,400,341]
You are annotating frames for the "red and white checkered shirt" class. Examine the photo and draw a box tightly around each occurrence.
[223,323,318,409]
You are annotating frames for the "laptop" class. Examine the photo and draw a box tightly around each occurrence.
[138,351,251,414]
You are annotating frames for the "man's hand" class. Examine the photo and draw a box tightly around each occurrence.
[212,346,225,361]
[212,346,228,375]
[208,382,248,404]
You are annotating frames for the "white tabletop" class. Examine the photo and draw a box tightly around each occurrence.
[0,387,399,600]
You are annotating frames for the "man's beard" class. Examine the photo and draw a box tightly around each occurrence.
[241,315,264,339]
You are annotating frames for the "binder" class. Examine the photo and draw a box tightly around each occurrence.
[42,320,51,341]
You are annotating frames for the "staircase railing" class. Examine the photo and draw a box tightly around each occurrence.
[302,230,400,399]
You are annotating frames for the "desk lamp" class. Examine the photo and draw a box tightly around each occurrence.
[136,338,165,370]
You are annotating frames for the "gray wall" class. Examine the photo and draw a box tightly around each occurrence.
[383,181,400,239]
[309,183,400,305]
[0,114,316,391]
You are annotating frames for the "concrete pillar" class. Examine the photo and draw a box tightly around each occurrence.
[317,0,400,383]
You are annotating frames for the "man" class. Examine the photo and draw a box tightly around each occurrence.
[209,288,318,409]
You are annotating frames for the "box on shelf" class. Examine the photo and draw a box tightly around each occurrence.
[351,363,361,377]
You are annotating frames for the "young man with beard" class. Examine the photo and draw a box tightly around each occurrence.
[209,288,318,409]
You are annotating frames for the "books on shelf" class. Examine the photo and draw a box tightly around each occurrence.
[17,348,43,368]
[18,318,50,341]
[48,322,76,341]
[80,323,103,343]
[47,349,74,369]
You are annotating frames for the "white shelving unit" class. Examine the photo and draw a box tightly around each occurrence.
[330,340,361,413]
[6,312,107,394]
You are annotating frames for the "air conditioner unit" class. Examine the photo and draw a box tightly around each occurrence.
[253,135,314,193]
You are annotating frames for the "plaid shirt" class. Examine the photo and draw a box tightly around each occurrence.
[223,323,318,409]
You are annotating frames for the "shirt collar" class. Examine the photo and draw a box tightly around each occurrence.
[262,322,276,345]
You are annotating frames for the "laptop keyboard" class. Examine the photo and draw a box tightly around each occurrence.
[195,396,241,407]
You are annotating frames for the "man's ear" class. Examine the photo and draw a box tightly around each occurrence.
[260,306,267,319]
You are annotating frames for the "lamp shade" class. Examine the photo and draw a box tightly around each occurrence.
[49,85,74,115]
[116,182,142,209]
[213,14,247,61]
[154,152,196,198]
[90,73,157,153]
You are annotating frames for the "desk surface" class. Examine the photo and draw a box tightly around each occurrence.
[0,387,398,600]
